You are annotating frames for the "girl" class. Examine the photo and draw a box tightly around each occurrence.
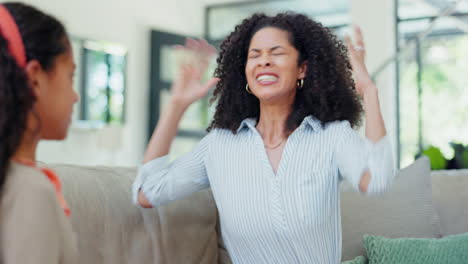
[0,3,79,263]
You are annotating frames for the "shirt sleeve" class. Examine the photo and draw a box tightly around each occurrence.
[132,132,213,207]
[1,181,62,264]
[334,121,396,195]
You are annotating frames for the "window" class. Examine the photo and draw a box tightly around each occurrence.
[71,38,127,127]
[397,0,468,167]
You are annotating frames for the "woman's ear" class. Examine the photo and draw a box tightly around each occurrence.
[24,60,45,98]
[298,60,308,79]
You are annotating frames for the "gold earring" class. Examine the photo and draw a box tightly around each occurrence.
[297,79,304,89]
[245,83,252,94]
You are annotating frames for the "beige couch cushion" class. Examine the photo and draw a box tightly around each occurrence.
[431,169,468,236]
[50,164,218,264]
[340,157,442,261]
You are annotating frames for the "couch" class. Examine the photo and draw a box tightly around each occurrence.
[49,157,468,263]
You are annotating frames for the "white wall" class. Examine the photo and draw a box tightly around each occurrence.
[2,0,398,167]
[351,0,398,167]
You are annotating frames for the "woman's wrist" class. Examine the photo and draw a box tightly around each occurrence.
[362,84,379,104]
[168,96,191,112]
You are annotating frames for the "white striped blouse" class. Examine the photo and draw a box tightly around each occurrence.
[132,115,395,264]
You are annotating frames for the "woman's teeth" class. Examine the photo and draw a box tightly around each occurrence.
[256,75,278,82]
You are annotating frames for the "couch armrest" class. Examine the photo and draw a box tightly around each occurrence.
[218,248,233,264]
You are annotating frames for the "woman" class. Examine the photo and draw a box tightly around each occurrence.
[0,3,79,263]
[134,13,394,263]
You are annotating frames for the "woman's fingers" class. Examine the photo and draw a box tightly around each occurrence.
[174,38,216,70]
[345,35,358,63]
[199,38,217,56]
[353,26,366,60]
[177,38,217,55]
[198,77,220,98]
[345,27,366,66]
[186,38,200,51]
[172,38,218,94]
[354,26,365,49]
[344,35,353,52]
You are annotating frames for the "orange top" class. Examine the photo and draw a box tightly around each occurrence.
[12,159,71,217]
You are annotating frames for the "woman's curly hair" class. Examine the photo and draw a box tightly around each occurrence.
[208,12,363,133]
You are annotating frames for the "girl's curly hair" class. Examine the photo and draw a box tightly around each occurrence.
[208,12,363,133]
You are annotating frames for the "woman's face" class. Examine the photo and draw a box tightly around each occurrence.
[33,42,79,140]
[245,27,307,103]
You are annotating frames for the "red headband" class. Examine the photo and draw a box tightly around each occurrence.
[0,5,26,67]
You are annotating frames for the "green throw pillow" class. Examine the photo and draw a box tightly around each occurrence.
[364,233,468,264]
[342,256,366,264]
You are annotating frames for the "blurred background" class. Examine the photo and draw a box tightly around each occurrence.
[2,0,466,170]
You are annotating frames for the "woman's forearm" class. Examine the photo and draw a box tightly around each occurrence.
[138,97,188,208]
[358,83,388,193]
[363,84,387,143]
[143,97,188,163]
